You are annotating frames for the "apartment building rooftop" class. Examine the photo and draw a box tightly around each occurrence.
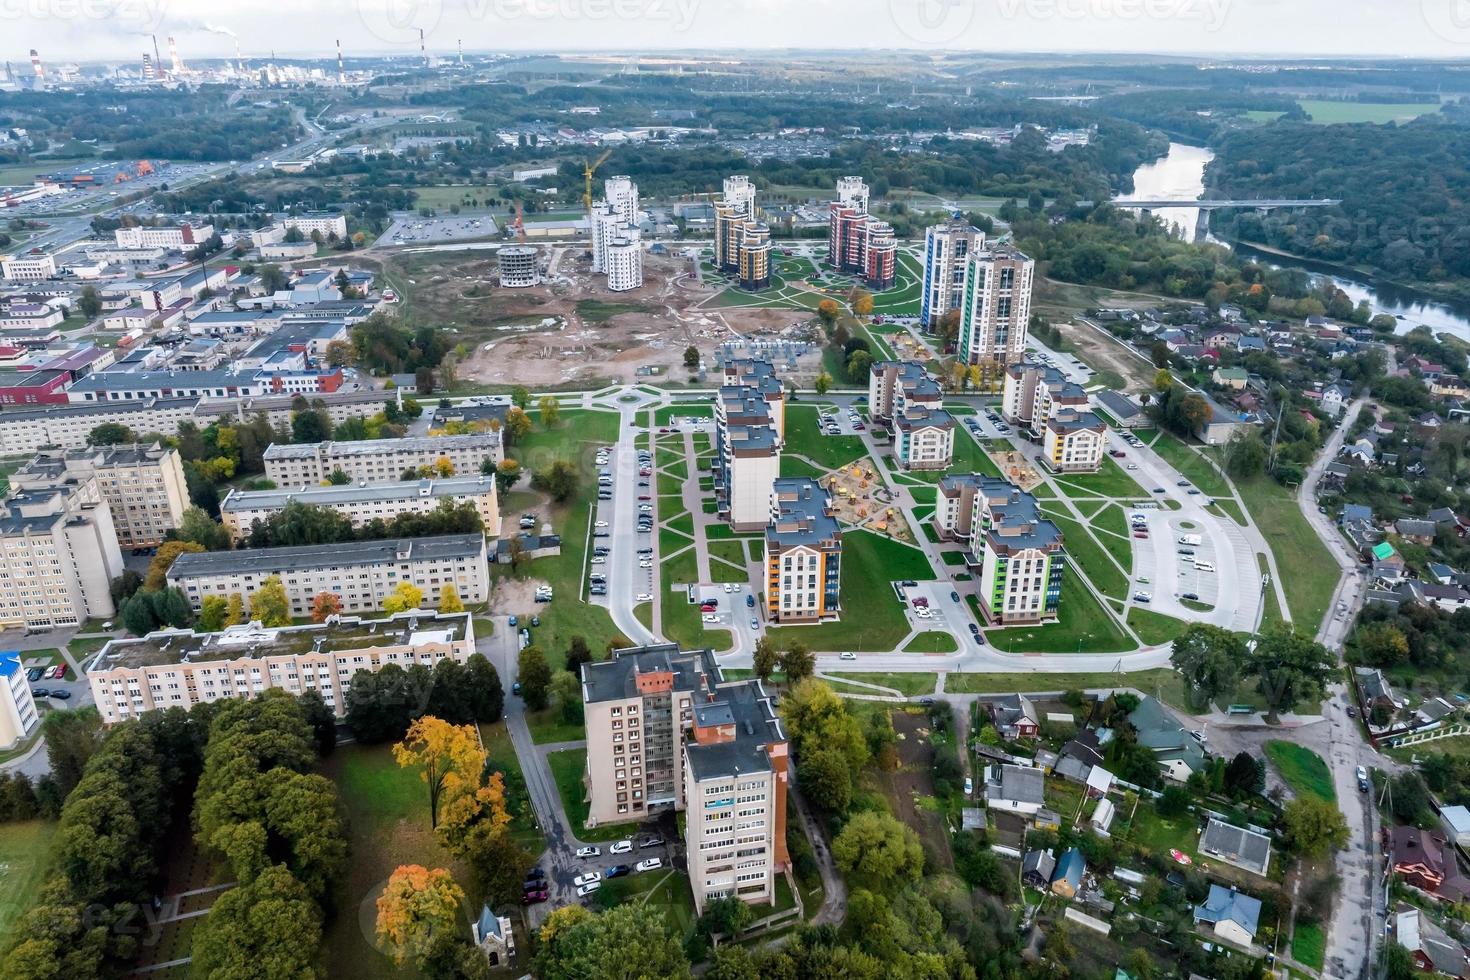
[686,680,785,782]
[0,395,198,423]
[722,357,783,397]
[89,611,473,671]
[0,486,93,536]
[874,359,941,399]
[726,423,778,453]
[983,481,1063,553]
[17,442,172,482]
[262,432,501,460]
[1046,410,1106,434]
[167,533,485,579]
[717,385,773,422]
[767,477,840,549]
[222,475,497,514]
[894,406,955,432]
[581,643,720,704]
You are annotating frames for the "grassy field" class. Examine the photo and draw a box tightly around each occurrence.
[1046,511,1128,599]
[1149,432,1231,498]
[1230,472,1336,629]
[944,667,1188,708]
[495,410,623,664]
[903,631,959,653]
[783,405,868,470]
[1297,100,1440,125]
[409,184,500,210]
[322,744,472,979]
[1264,741,1335,802]
[985,577,1133,654]
[480,720,545,850]
[766,529,933,651]
[0,820,56,945]
[827,671,938,696]
[1292,922,1326,971]
[1127,607,1191,646]
[1052,456,1147,498]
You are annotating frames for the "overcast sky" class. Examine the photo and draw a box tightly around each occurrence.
[9,0,1470,63]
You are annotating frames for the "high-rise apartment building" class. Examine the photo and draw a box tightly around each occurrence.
[765,478,841,623]
[957,243,1034,365]
[604,175,639,225]
[714,358,785,531]
[0,653,39,748]
[937,476,1065,625]
[86,611,476,723]
[834,175,869,212]
[167,534,490,617]
[722,175,756,217]
[734,219,771,290]
[263,433,502,485]
[829,202,896,290]
[498,246,539,288]
[0,481,124,629]
[921,218,986,330]
[220,475,501,542]
[580,644,789,914]
[713,176,771,291]
[12,443,189,548]
[1002,361,1089,432]
[605,231,644,292]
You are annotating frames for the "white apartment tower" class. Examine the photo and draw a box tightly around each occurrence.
[12,443,190,549]
[921,218,986,330]
[722,175,757,217]
[834,175,869,212]
[605,231,644,292]
[0,481,125,629]
[957,243,1034,365]
[604,175,639,225]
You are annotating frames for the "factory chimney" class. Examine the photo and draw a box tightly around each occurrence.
[420,28,428,68]
[458,39,464,66]
[167,35,183,75]
[336,39,344,84]
[29,49,44,84]
[142,53,155,81]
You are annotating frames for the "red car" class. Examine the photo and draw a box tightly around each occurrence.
[1133,532,1149,539]
[700,603,717,613]
[639,468,651,476]
[912,597,929,607]
[49,664,66,680]
[638,494,651,501]
[522,888,548,905]
[1110,450,1126,458]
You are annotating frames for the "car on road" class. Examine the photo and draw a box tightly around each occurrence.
[638,836,664,849]
[610,840,633,854]
[746,595,755,607]
[1153,487,1165,494]
[1357,765,1370,791]
[840,651,857,660]
[918,697,935,706]
[577,882,601,897]
[950,591,960,602]
[964,776,973,796]
[594,521,609,528]
[911,597,928,607]
[701,614,720,624]
[637,593,653,602]
[635,858,663,873]
[1126,463,1139,470]
[590,556,606,564]
[1109,449,1126,458]
[508,616,518,627]
[48,690,71,701]
[575,846,600,859]
[525,868,546,881]
[31,687,48,698]
[968,623,982,640]
[574,871,602,887]
[605,864,631,878]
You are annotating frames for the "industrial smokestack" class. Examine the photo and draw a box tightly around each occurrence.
[235,38,244,72]
[336,39,344,84]
[30,49,44,83]
[420,28,427,68]
[458,39,464,66]
[142,53,154,81]
[167,35,183,75]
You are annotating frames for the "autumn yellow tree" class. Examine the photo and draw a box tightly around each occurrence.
[375,864,465,968]
[224,593,247,626]
[438,584,464,614]
[432,456,455,477]
[437,769,512,854]
[816,298,840,328]
[393,716,485,829]
[248,575,292,627]
[382,581,424,615]
[851,289,874,317]
[144,540,205,592]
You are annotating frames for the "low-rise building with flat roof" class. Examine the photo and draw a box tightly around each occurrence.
[86,611,475,723]
[167,533,489,616]
[263,433,502,485]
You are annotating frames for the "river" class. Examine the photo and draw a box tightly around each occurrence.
[1124,142,1470,342]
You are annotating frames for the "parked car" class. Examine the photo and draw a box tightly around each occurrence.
[576,882,601,897]
[525,868,546,881]
[638,836,664,849]
[30,687,48,698]
[508,616,518,627]
[573,872,602,887]
[605,864,631,878]
[1357,766,1370,791]
[950,591,960,603]
[26,667,43,683]
[610,840,633,855]
[522,888,548,904]
[575,846,600,859]
[635,858,663,873]
[48,690,71,701]
[840,651,857,660]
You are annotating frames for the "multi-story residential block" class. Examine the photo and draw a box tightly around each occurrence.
[85,611,475,723]
[827,177,896,290]
[0,397,199,454]
[712,177,771,290]
[721,175,757,217]
[12,443,189,548]
[920,218,985,330]
[715,386,782,532]
[0,652,39,748]
[605,231,644,292]
[603,175,639,225]
[894,407,956,470]
[766,478,841,623]
[590,203,621,275]
[1002,361,1089,431]
[957,243,1034,365]
[498,246,539,288]
[720,358,786,438]
[734,219,771,290]
[263,433,502,485]
[220,475,501,541]
[834,175,869,212]
[580,644,789,913]
[0,481,125,629]
[167,533,489,617]
[114,222,215,250]
[954,477,1065,624]
[283,212,349,240]
[1043,411,1106,473]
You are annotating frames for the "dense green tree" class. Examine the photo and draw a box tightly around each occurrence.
[798,746,852,814]
[518,646,553,711]
[534,904,691,980]
[1248,624,1333,718]
[531,460,578,503]
[86,422,136,446]
[1170,624,1245,709]
[190,865,322,980]
[42,708,103,799]
[832,811,924,890]
[1282,795,1349,858]
[464,654,504,724]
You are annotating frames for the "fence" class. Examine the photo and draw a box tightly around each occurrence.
[1387,723,1470,749]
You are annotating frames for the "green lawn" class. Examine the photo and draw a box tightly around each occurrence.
[1296,99,1440,125]
[0,821,56,945]
[783,405,868,470]
[322,744,472,979]
[547,748,633,842]
[1292,922,1326,971]
[944,667,1187,706]
[903,631,959,653]
[660,549,732,651]
[591,868,698,940]
[1052,456,1147,498]
[576,299,651,323]
[827,672,938,696]
[986,576,1133,654]
[653,404,714,424]
[707,540,748,570]
[1045,512,1128,599]
[779,455,829,480]
[1149,432,1231,498]
[480,720,544,849]
[1264,741,1335,802]
[1127,607,1191,646]
[1231,472,1337,629]
[526,707,587,745]
[766,530,934,651]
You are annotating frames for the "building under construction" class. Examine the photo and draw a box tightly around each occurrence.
[498,246,540,288]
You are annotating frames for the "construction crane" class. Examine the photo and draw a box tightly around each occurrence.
[581,148,614,220]
[513,200,527,244]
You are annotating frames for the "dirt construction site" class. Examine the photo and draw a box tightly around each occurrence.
[372,244,826,387]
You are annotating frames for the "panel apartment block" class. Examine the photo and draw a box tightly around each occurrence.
[13,442,189,548]
[263,433,503,485]
[221,475,501,541]
[0,481,125,629]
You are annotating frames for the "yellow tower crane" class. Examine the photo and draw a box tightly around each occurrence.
[582,148,615,220]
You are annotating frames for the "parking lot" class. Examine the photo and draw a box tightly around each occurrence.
[590,443,656,608]
[382,212,500,245]
[818,405,867,436]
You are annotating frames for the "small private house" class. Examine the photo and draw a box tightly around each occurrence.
[989,693,1040,740]
[1127,696,1205,782]
[1193,885,1262,948]
[1390,827,1470,902]
[1051,848,1086,898]
[1022,850,1056,889]
[1198,819,1272,877]
[986,764,1045,817]
[1396,907,1469,977]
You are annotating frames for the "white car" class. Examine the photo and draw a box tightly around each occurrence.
[723,583,733,593]
[635,858,663,873]
[577,882,601,897]
[591,556,606,565]
[610,840,633,854]
[573,871,602,887]
[840,651,857,660]
[636,593,653,602]
[701,614,720,624]
[1133,592,1152,603]
[594,521,609,528]
[751,618,759,630]
[575,846,600,859]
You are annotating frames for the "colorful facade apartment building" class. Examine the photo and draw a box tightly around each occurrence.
[936,474,1065,625]
[957,243,1034,365]
[765,478,842,623]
